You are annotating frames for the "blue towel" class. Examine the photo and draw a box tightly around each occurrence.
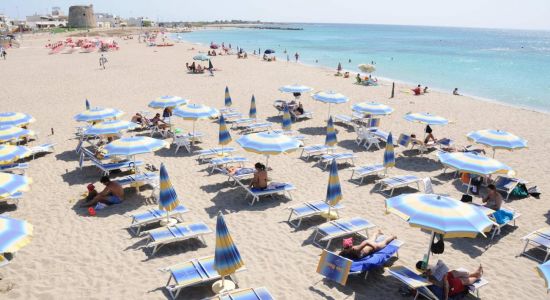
[493,210,514,225]
[350,244,399,273]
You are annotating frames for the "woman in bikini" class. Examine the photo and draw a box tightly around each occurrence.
[250,162,268,190]
[339,230,397,260]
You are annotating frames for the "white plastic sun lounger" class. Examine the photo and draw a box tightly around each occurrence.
[203,287,274,300]
[300,144,335,160]
[115,172,160,199]
[521,227,550,262]
[235,180,296,206]
[319,152,357,169]
[194,147,236,162]
[474,204,521,240]
[222,111,244,120]
[30,143,55,159]
[313,217,376,248]
[144,222,213,255]
[287,200,344,228]
[208,156,248,173]
[129,205,190,236]
[242,122,273,133]
[376,174,422,196]
[350,164,385,184]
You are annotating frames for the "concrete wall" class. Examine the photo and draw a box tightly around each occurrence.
[68,5,96,28]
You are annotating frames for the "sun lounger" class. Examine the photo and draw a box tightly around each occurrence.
[0,191,22,207]
[230,118,256,129]
[144,222,213,255]
[214,167,256,185]
[271,130,307,141]
[376,175,422,196]
[287,201,344,228]
[162,255,247,300]
[220,107,238,114]
[300,144,335,160]
[473,204,520,240]
[494,176,528,200]
[30,143,55,159]
[290,109,312,121]
[371,129,397,145]
[350,164,385,184]
[235,180,295,206]
[242,122,272,133]
[222,111,244,120]
[348,237,404,279]
[203,287,274,300]
[521,228,550,262]
[319,152,357,169]
[129,205,189,236]
[208,156,248,173]
[313,217,376,248]
[195,147,236,162]
[0,163,29,173]
[80,148,144,175]
[334,114,354,126]
[115,172,160,198]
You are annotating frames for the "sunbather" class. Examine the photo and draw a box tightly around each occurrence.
[250,162,268,190]
[151,113,169,130]
[131,113,144,125]
[413,85,422,95]
[356,73,362,84]
[82,176,124,207]
[423,262,483,299]
[339,230,397,260]
[293,102,305,116]
[483,184,503,211]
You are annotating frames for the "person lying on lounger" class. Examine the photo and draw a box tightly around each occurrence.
[421,261,483,300]
[250,162,268,189]
[82,176,124,207]
[339,230,397,260]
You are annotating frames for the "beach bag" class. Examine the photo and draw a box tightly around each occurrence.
[460,194,473,203]
[431,234,444,254]
[511,183,529,198]
[528,186,541,198]
[425,125,433,134]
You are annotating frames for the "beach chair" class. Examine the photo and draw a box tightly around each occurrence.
[214,167,256,185]
[361,131,381,151]
[230,118,256,129]
[80,148,144,176]
[115,172,160,199]
[235,180,296,206]
[372,129,392,144]
[290,109,313,121]
[242,122,272,133]
[494,176,528,200]
[334,114,354,127]
[313,217,376,248]
[319,152,357,169]
[195,147,236,162]
[473,204,520,240]
[162,255,247,300]
[172,135,191,153]
[208,156,248,173]
[350,164,385,184]
[376,175,422,196]
[128,205,189,236]
[203,287,274,300]
[521,228,550,262]
[221,111,244,121]
[30,143,55,159]
[287,200,344,228]
[144,222,213,255]
[346,237,404,279]
[397,134,411,148]
[220,107,238,114]
[300,144,335,160]
[0,163,29,174]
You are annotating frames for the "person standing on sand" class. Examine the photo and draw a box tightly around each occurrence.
[453,88,460,95]
[99,54,108,69]
[295,52,299,62]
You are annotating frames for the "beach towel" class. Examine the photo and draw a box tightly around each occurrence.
[493,209,514,225]
[349,244,399,273]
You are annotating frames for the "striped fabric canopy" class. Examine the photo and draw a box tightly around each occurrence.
[312,91,349,104]
[214,212,245,277]
[159,163,180,212]
[249,95,257,119]
[325,117,337,147]
[0,112,35,127]
[537,261,550,291]
[384,132,395,169]
[218,115,232,146]
[103,136,168,156]
[74,107,124,122]
[0,145,32,164]
[404,112,448,125]
[173,103,219,120]
[0,125,35,143]
[352,102,394,115]
[282,106,292,131]
[224,86,232,107]
[386,193,493,238]
[0,215,33,253]
[437,152,513,176]
[148,96,188,109]
[326,159,343,207]
[236,132,300,155]
[83,120,138,136]
[0,172,32,199]
[467,129,527,151]
[279,84,313,94]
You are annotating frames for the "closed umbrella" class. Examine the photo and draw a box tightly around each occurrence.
[282,106,292,131]
[312,91,349,119]
[236,132,300,168]
[383,132,395,173]
[325,117,337,147]
[158,163,180,226]
[224,86,232,107]
[218,115,232,155]
[0,125,35,144]
[0,172,32,199]
[249,95,257,119]
[74,107,124,123]
[148,96,187,109]
[467,129,527,157]
[208,59,214,70]
[212,212,245,293]
[0,215,33,253]
[325,159,343,220]
[0,145,32,165]
[0,112,35,127]
[85,99,90,110]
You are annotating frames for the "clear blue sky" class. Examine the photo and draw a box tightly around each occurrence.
[1,0,549,30]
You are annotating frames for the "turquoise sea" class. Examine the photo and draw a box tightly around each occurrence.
[175,24,550,112]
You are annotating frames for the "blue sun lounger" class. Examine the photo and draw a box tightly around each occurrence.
[236,180,296,206]
[350,164,385,184]
[313,217,376,248]
[145,222,213,255]
[287,200,344,228]
[129,205,190,236]
[209,156,248,173]
[80,148,144,175]
[163,255,247,299]
[0,162,29,173]
[204,287,274,300]
[195,147,237,162]
[319,152,357,169]
[300,144,335,160]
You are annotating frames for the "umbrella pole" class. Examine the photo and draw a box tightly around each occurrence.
[327,104,331,120]
[492,149,496,158]
[192,121,196,146]
[423,232,436,269]
[265,155,270,170]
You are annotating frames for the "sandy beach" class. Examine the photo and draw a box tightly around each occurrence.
[1,31,549,300]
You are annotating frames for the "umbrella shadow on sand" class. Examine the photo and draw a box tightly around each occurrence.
[55,149,80,162]
[203,188,292,218]
[298,126,327,136]
[125,234,208,261]
[394,156,443,172]
[336,140,364,152]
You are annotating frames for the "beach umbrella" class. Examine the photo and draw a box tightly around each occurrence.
[404,112,448,126]
[173,104,220,145]
[325,117,337,147]
[466,129,527,157]
[0,145,32,165]
[83,120,138,136]
[103,136,168,157]
[208,59,214,70]
[212,212,245,293]
[224,86,232,107]
[0,172,32,199]
[537,261,550,292]
[337,62,342,72]
[312,91,349,119]
[0,125,35,144]
[0,215,33,253]
[279,84,313,94]
[158,163,180,226]
[193,54,209,61]
[264,49,275,54]
[249,95,257,119]
[383,132,395,172]
[236,132,300,167]
[148,96,188,109]
[282,106,292,131]
[358,64,376,73]
[352,102,394,116]
[74,107,124,123]
[0,112,35,127]
[218,115,232,155]
[386,193,493,267]
[85,99,90,110]
[326,159,343,207]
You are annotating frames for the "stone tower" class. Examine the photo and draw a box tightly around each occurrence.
[68,5,95,28]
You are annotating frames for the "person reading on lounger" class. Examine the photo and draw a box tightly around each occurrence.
[82,176,124,207]
[250,162,268,190]
[339,230,397,260]
[422,260,483,300]
[483,184,503,211]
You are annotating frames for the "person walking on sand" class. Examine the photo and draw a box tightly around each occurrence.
[99,54,108,69]
[295,52,299,62]
[1,47,6,60]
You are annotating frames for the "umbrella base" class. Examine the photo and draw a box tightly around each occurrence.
[212,279,236,294]
[159,218,178,226]
[320,211,339,220]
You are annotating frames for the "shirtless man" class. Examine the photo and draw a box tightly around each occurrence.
[82,176,124,207]
[339,230,397,260]
[250,162,268,189]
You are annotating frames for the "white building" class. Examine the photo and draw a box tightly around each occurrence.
[26,13,67,29]
[0,14,14,32]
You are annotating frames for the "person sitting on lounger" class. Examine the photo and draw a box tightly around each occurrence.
[189,62,196,72]
[422,261,483,300]
[339,230,397,260]
[483,184,503,211]
[250,162,268,190]
[82,176,124,207]
[151,113,169,130]
[131,113,144,125]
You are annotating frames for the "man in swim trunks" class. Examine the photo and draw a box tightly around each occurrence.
[82,176,124,207]
[339,230,397,260]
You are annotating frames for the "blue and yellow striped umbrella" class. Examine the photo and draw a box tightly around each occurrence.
[83,120,138,136]
[103,136,169,156]
[214,212,244,278]
[224,86,232,107]
[467,129,527,154]
[218,115,232,146]
[0,112,35,127]
[384,132,395,169]
[279,84,313,94]
[0,125,35,143]
[0,215,33,253]
[312,91,349,118]
[325,117,337,147]
[74,107,124,122]
[249,95,257,119]
[149,95,188,109]
[282,106,292,131]
[0,145,32,164]
[404,112,448,125]
[352,102,394,116]
[0,172,32,199]
[437,152,513,176]
[537,261,550,291]
[159,163,180,212]
[326,159,343,206]
[173,103,219,120]
[236,132,300,155]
